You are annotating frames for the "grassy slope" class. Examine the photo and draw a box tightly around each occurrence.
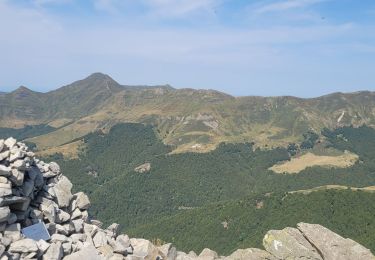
[3,74,375,153]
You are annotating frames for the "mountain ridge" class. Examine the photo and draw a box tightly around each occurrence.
[1,72,375,154]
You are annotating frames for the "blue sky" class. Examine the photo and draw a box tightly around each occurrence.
[0,0,375,97]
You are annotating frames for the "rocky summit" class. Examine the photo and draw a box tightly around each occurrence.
[0,137,374,260]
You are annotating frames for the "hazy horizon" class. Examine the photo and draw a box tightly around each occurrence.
[1,0,375,97]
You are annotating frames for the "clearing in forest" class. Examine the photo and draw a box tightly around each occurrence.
[269,151,358,174]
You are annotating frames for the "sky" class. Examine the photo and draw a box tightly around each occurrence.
[0,0,375,97]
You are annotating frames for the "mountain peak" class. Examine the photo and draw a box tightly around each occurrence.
[13,85,32,92]
[85,72,112,81]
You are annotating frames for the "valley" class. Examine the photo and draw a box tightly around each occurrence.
[2,73,375,256]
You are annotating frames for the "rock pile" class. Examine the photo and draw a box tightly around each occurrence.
[0,137,374,260]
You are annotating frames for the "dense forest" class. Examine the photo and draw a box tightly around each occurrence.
[3,123,375,255]
[128,189,375,255]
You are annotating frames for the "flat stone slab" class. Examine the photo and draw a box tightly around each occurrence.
[22,222,51,241]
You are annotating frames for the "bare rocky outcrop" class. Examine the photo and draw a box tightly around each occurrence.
[0,137,374,260]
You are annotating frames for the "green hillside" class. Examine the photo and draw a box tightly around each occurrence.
[39,123,375,239]
[128,189,375,255]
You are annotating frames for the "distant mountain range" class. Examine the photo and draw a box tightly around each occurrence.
[1,72,375,154]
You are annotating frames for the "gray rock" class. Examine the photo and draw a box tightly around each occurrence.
[70,208,82,220]
[37,239,51,254]
[7,212,17,224]
[1,196,30,211]
[0,244,5,258]
[98,244,115,258]
[225,248,277,260]
[49,162,61,174]
[93,230,108,248]
[4,223,21,242]
[11,160,26,171]
[130,238,160,260]
[55,209,70,223]
[64,245,103,260]
[0,183,12,198]
[9,169,24,186]
[72,219,84,233]
[0,165,11,177]
[43,242,63,260]
[0,139,4,152]
[75,192,91,210]
[9,151,25,163]
[0,176,8,183]
[106,223,120,237]
[0,151,10,162]
[114,234,130,254]
[198,248,218,260]
[70,233,87,243]
[53,176,73,208]
[40,199,57,223]
[263,227,322,259]
[62,241,73,255]
[50,233,69,243]
[9,239,38,253]
[297,222,375,260]
[21,180,34,197]
[0,206,10,222]
[4,137,17,149]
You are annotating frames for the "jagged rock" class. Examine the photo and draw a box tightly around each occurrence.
[37,239,50,254]
[130,238,161,260]
[49,162,61,175]
[93,230,108,248]
[62,241,73,255]
[71,208,82,220]
[98,244,114,258]
[0,206,10,222]
[4,223,21,242]
[75,192,91,210]
[4,138,17,149]
[0,183,12,198]
[43,242,63,260]
[263,227,322,259]
[8,238,38,253]
[21,179,34,197]
[64,245,103,260]
[224,248,276,260]
[198,248,218,260]
[297,222,375,260]
[134,163,151,173]
[53,176,73,208]
[0,244,5,257]
[0,165,11,177]
[113,234,130,254]
[72,219,84,233]
[56,209,70,223]
[9,169,24,186]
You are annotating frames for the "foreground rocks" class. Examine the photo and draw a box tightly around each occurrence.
[0,137,374,259]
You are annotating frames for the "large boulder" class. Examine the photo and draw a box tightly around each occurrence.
[263,227,322,259]
[8,238,38,253]
[53,176,73,208]
[224,248,276,260]
[64,245,104,260]
[297,222,375,260]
